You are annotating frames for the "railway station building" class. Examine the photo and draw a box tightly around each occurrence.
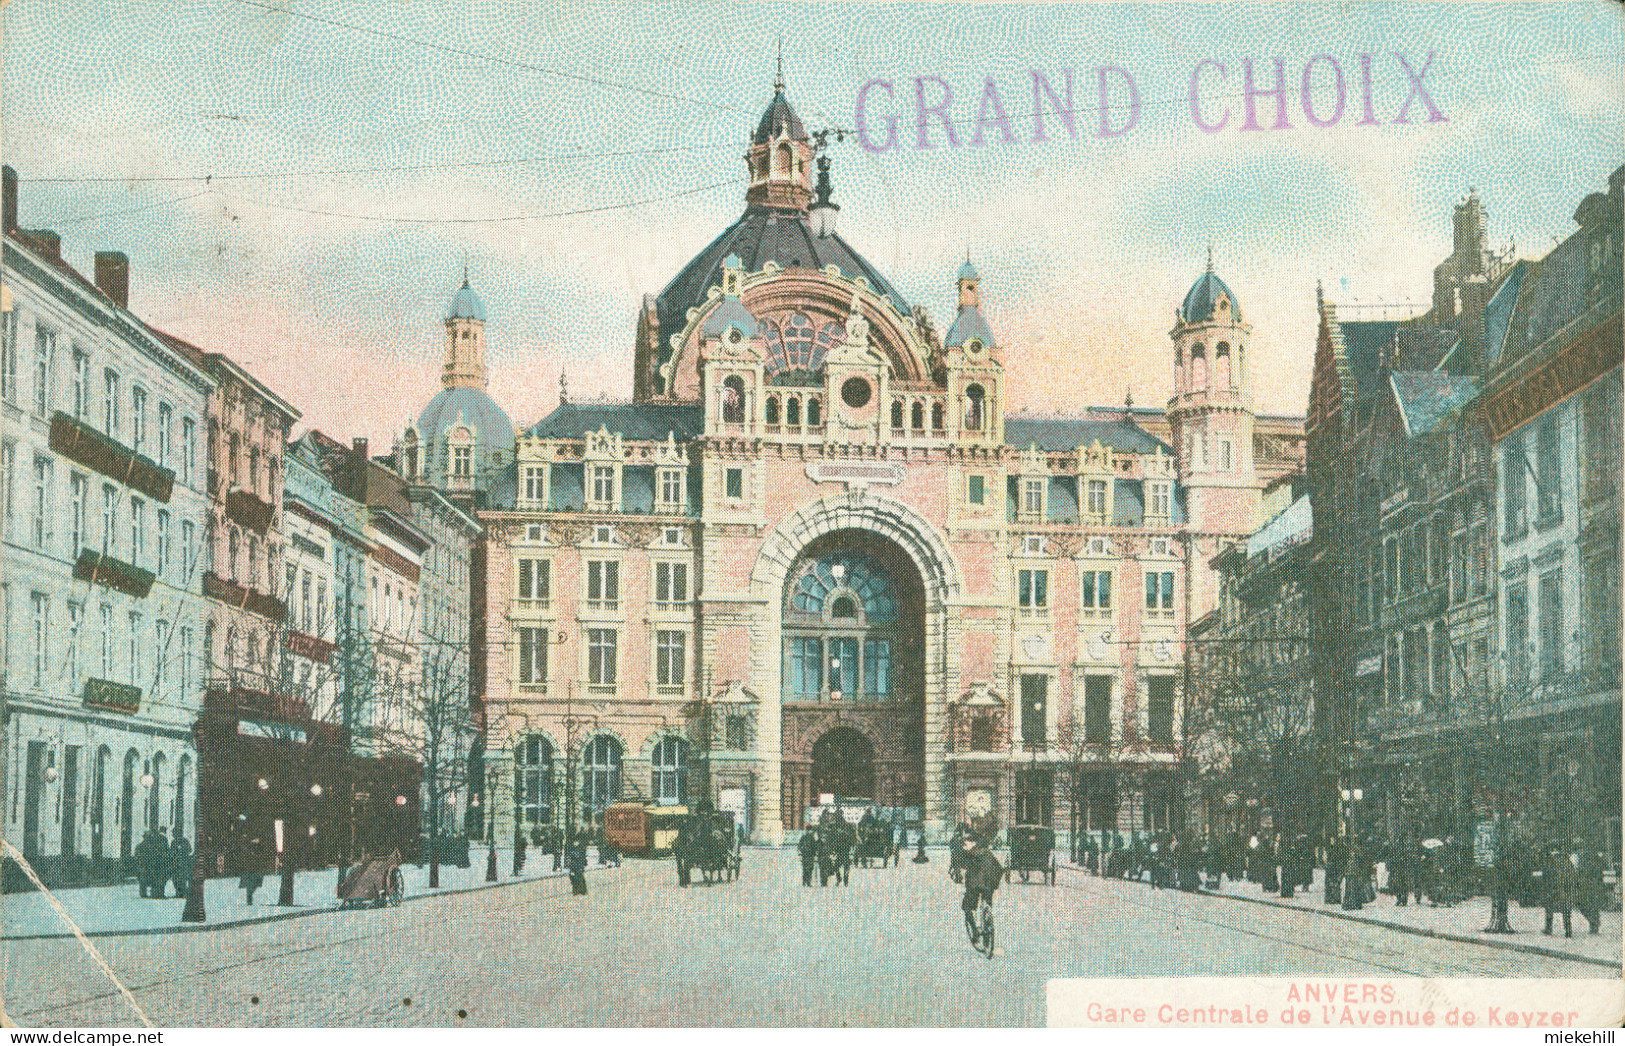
[471,78,1302,845]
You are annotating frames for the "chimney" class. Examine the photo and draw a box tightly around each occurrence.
[2,166,16,233]
[94,251,130,309]
[352,437,369,461]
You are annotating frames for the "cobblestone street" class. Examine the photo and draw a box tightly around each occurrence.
[5,848,1609,1027]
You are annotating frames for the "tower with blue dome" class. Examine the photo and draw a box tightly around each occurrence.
[398,274,515,507]
[1167,249,1258,534]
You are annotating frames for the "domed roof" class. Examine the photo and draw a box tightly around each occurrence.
[415,386,513,449]
[447,279,487,322]
[1180,270,1242,324]
[653,208,909,371]
[945,306,995,348]
[702,296,759,340]
[753,85,806,145]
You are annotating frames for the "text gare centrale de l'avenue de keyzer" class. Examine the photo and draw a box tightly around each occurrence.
[852,52,1449,150]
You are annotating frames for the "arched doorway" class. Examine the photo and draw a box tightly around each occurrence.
[780,529,926,828]
[811,728,874,801]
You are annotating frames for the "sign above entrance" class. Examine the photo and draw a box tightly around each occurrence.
[805,460,905,488]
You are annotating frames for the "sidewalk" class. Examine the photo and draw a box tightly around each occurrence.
[1062,861,1622,968]
[2,847,604,940]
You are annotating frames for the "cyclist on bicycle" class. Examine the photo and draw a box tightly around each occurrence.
[960,835,1003,946]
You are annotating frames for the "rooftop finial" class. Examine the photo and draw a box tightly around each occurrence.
[559,368,569,406]
[462,252,469,287]
[1206,243,1214,273]
[775,35,784,91]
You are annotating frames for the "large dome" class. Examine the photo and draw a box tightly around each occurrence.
[654,208,908,363]
[416,385,513,449]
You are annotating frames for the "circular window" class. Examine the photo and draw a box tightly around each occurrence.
[841,376,872,409]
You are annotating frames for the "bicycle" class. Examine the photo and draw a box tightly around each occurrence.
[964,894,996,958]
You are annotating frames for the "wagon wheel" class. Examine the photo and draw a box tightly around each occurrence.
[387,867,405,907]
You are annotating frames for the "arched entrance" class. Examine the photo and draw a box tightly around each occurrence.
[811,728,874,800]
[780,529,926,828]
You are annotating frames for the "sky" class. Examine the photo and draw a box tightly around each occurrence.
[4,0,1622,444]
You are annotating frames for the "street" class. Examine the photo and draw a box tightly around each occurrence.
[4,848,1605,1027]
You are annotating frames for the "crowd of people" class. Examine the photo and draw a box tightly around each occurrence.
[1074,828,1614,937]
[130,826,193,900]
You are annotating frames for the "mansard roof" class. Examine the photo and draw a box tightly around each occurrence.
[526,401,705,443]
[1003,414,1172,455]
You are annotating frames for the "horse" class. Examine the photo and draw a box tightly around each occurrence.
[675,816,736,886]
[817,822,854,886]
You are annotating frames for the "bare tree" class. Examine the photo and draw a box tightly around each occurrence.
[370,618,475,889]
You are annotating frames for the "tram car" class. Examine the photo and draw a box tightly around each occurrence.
[1006,824,1057,885]
[604,802,690,857]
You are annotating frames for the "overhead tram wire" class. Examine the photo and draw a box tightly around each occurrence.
[214,174,746,225]
[18,140,749,186]
[232,0,753,119]
[30,173,746,229]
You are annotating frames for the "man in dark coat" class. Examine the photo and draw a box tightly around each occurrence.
[797,829,818,886]
[1542,843,1576,937]
[133,830,156,898]
[566,837,588,896]
[1341,840,1368,910]
[1388,836,1412,906]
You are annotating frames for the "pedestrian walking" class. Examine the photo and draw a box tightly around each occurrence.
[1388,836,1412,907]
[239,869,265,905]
[1341,840,1368,911]
[133,829,156,898]
[1484,824,1516,934]
[798,829,818,886]
[566,838,588,896]
[1542,842,1577,937]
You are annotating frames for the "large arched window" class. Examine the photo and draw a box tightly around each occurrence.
[120,749,139,859]
[650,736,689,806]
[92,744,111,860]
[765,396,781,426]
[806,397,821,427]
[784,547,902,701]
[582,736,622,816]
[147,752,165,831]
[174,754,191,835]
[891,400,904,430]
[517,736,553,825]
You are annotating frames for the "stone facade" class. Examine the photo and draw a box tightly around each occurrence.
[1,171,214,887]
[475,81,1299,847]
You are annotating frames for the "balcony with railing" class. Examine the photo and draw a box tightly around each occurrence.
[203,570,287,623]
[50,412,174,503]
[73,548,155,598]
[225,485,275,535]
